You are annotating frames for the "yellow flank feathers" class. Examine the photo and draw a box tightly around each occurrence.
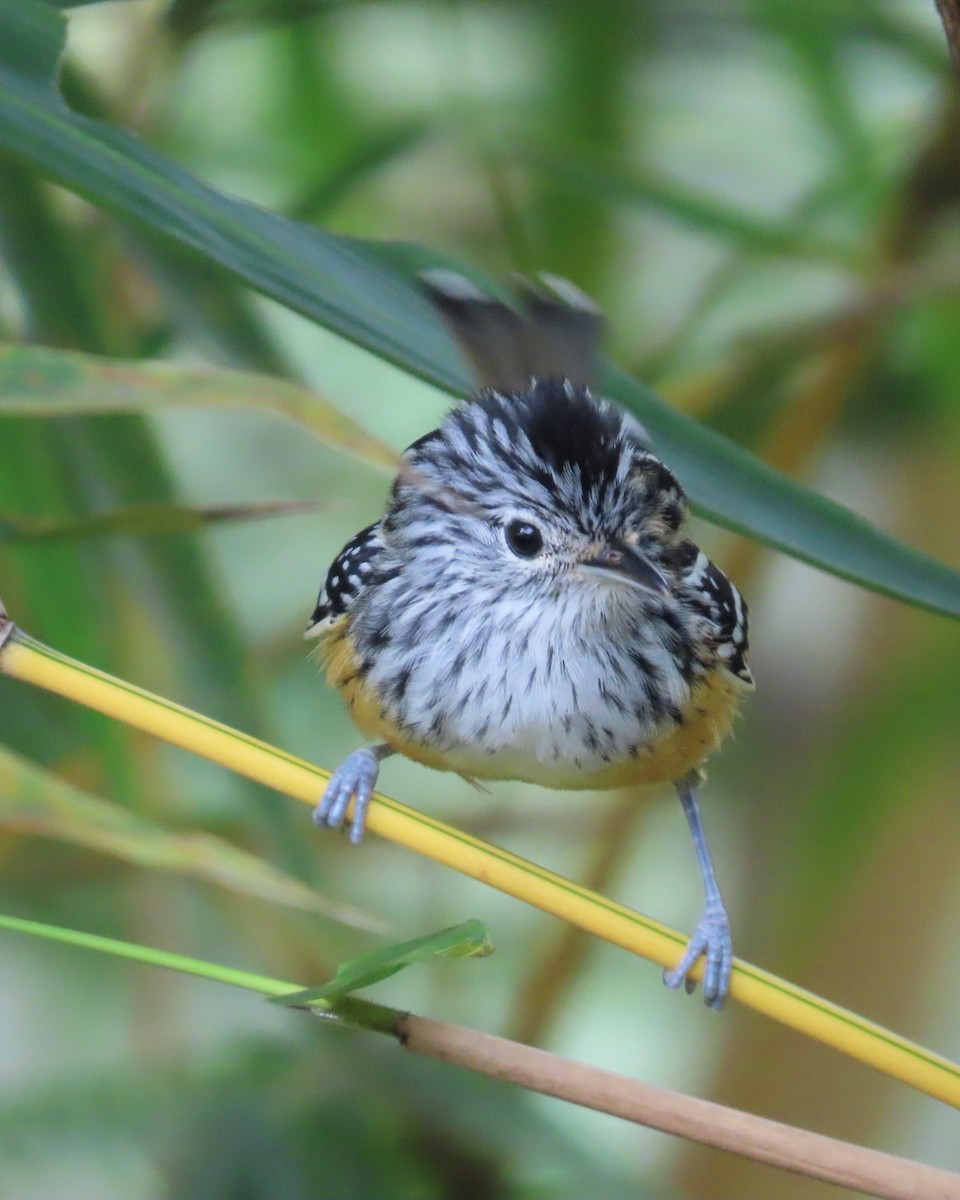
[319,615,741,791]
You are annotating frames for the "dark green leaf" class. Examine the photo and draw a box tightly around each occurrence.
[0,0,452,385]
[127,232,293,374]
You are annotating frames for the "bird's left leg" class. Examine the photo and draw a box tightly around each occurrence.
[313,744,394,845]
[662,770,733,1011]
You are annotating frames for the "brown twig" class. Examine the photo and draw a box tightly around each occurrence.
[395,1012,960,1200]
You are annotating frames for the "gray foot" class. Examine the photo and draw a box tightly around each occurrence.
[313,747,383,844]
[662,895,733,1011]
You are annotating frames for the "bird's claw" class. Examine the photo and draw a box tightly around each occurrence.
[313,748,381,844]
[662,899,732,1011]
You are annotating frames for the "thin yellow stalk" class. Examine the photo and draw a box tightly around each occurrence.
[2,610,959,1110]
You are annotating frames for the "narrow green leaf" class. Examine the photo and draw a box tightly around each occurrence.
[129,232,293,375]
[271,920,494,1006]
[0,138,285,861]
[519,145,859,266]
[0,153,111,351]
[0,909,298,995]
[0,498,326,542]
[0,344,398,472]
[0,745,383,930]
[290,118,430,222]
[0,910,399,1034]
[0,0,452,385]
[1,0,958,617]
[0,420,130,771]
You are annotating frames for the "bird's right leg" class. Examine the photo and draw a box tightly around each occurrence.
[314,744,394,845]
[662,770,733,1010]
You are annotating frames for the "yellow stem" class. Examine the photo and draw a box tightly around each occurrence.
[2,619,959,1109]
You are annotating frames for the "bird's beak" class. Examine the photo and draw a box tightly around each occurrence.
[579,541,671,596]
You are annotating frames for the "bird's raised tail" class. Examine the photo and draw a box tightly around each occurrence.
[418,269,604,393]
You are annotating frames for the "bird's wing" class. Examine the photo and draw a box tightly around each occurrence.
[677,543,754,688]
[305,522,385,638]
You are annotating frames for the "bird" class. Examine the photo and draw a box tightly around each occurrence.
[305,271,754,1009]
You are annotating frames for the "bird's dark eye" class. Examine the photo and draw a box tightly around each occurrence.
[506,520,543,558]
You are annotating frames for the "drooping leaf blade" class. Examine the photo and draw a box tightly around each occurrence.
[0,344,398,472]
[0,0,958,617]
[0,498,327,542]
[271,919,493,1006]
[0,745,383,930]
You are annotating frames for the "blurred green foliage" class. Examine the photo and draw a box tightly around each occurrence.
[1,2,959,1198]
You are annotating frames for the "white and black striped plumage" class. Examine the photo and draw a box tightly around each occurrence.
[308,379,752,781]
[306,273,753,1009]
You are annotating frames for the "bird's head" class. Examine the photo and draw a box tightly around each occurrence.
[383,380,687,605]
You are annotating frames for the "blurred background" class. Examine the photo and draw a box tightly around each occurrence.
[1,1,960,1196]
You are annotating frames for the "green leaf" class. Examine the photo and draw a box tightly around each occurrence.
[271,920,494,1006]
[0,344,398,473]
[290,118,431,222]
[1,0,959,617]
[0,153,111,351]
[0,0,452,384]
[0,910,400,1034]
[0,498,327,541]
[128,231,294,375]
[0,745,383,930]
[0,909,300,995]
[519,145,859,265]
[0,133,282,849]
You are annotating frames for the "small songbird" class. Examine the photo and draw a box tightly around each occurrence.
[306,272,753,1008]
